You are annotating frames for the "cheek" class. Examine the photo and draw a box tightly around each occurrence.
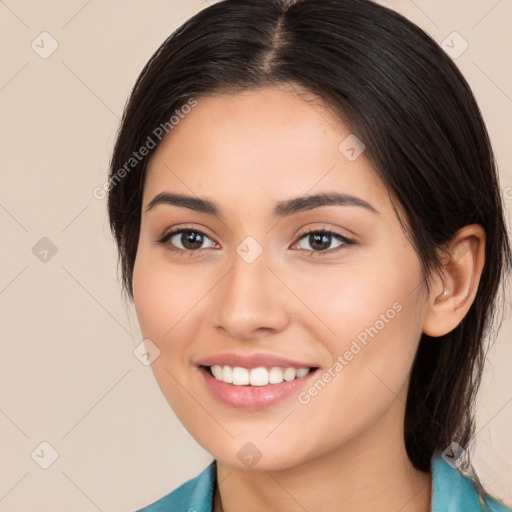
[132,254,167,339]
[293,250,425,404]
[294,251,422,349]
[132,250,199,412]
[132,249,203,342]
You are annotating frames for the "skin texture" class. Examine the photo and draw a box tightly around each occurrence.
[132,85,485,512]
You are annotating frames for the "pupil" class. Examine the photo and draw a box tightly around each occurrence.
[183,231,203,249]
[310,233,330,251]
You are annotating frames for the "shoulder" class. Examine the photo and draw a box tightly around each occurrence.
[135,459,216,512]
[430,452,511,511]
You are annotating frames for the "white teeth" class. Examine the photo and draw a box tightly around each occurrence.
[296,368,309,378]
[222,365,233,384]
[208,365,312,386]
[249,367,268,386]
[211,365,223,380]
[268,367,284,384]
[283,367,297,381]
[232,367,249,385]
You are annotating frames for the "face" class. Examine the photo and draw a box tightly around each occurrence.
[132,85,429,471]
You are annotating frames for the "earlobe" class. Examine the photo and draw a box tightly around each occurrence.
[422,224,486,337]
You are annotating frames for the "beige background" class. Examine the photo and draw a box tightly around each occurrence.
[0,0,511,510]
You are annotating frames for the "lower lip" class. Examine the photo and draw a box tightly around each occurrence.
[198,366,319,411]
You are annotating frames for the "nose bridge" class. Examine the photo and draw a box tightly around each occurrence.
[212,238,289,338]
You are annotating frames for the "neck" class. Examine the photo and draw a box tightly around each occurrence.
[213,401,432,512]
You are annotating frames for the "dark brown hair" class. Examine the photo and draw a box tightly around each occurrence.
[107,0,511,499]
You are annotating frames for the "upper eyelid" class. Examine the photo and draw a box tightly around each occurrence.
[294,225,353,241]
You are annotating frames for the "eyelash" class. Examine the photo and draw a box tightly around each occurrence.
[155,226,355,257]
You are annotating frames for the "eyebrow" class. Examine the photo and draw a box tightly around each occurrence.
[145,191,379,217]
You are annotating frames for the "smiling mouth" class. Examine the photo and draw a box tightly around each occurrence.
[201,364,319,386]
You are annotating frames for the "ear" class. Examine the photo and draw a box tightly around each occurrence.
[422,224,486,337]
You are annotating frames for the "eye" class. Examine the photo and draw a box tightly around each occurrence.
[292,229,354,255]
[155,226,354,256]
[156,228,217,254]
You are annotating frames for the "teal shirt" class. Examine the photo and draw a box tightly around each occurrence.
[136,452,511,511]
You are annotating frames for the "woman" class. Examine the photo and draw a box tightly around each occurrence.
[107,0,512,510]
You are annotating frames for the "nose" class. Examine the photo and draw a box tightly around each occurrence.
[211,247,290,340]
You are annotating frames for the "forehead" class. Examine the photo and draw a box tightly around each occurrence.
[143,86,388,214]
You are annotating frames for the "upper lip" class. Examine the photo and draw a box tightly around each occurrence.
[197,353,319,369]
